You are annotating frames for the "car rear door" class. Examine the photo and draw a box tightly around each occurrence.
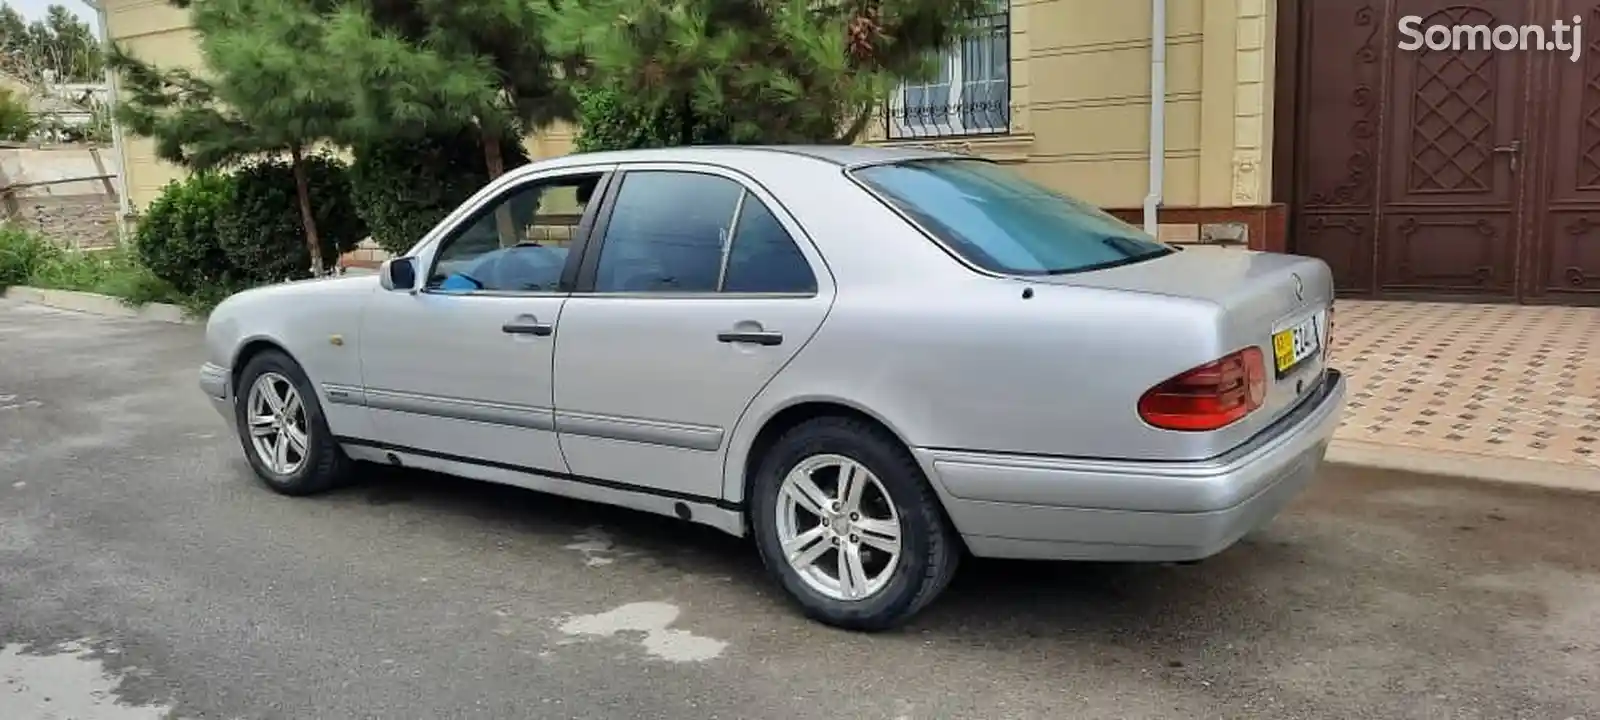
[551,163,834,503]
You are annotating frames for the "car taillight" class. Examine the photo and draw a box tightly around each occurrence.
[1137,348,1267,432]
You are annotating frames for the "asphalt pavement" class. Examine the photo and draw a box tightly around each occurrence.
[1,299,1597,720]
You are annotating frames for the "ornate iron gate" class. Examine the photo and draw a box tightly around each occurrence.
[1290,0,1600,304]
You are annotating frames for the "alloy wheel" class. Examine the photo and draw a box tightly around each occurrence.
[774,453,903,601]
[246,371,309,476]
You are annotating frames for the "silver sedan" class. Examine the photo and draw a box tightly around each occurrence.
[198,145,1346,631]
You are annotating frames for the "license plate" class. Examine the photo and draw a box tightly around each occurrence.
[1272,312,1323,375]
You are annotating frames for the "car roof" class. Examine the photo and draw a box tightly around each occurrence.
[532,144,971,171]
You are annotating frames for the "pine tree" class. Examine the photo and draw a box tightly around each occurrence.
[110,0,350,275]
[543,0,992,146]
[323,0,575,180]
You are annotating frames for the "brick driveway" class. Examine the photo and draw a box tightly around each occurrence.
[1332,299,1600,469]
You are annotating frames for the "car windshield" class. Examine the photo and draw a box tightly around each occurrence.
[852,158,1175,276]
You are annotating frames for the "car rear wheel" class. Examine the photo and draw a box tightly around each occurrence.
[233,349,351,496]
[750,416,960,631]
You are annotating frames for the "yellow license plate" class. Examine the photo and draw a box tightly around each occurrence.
[1272,331,1295,370]
[1272,313,1322,374]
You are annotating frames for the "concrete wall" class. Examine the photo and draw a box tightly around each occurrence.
[0,145,121,249]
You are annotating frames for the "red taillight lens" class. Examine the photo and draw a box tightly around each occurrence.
[1137,348,1267,431]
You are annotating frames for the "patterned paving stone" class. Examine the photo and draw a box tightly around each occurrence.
[1331,300,1600,468]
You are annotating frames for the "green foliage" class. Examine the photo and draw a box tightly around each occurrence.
[110,0,347,170]
[0,86,35,141]
[322,0,577,177]
[573,83,726,152]
[0,223,185,308]
[190,0,349,161]
[215,155,367,283]
[0,223,59,288]
[0,3,104,83]
[319,4,496,145]
[27,245,184,306]
[133,173,239,295]
[349,130,528,255]
[109,47,240,167]
[544,0,986,145]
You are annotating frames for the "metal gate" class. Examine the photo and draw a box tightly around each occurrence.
[1289,0,1600,304]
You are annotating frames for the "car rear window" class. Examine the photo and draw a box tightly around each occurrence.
[851,159,1174,276]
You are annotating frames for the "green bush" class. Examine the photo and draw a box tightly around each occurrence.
[0,224,61,288]
[573,84,729,153]
[216,155,368,283]
[0,88,36,142]
[1,223,186,308]
[28,244,184,306]
[134,172,239,295]
[349,132,529,256]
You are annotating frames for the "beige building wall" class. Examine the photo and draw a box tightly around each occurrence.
[103,0,204,210]
[870,0,1279,212]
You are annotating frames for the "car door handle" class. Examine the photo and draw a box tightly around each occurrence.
[717,330,783,346]
[502,321,553,336]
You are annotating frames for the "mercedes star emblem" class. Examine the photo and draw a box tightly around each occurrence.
[1292,273,1305,303]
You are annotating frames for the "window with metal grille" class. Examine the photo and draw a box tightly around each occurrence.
[884,3,1010,140]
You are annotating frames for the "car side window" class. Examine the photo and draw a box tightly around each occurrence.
[427,173,603,293]
[592,171,743,293]
[721,195,817,294]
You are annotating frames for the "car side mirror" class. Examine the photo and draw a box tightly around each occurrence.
[380,257,417,292]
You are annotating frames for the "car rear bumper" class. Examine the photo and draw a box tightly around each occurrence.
[916,368,1347,562]
[199,362,235,430]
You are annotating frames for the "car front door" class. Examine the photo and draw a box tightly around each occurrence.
[552,164,833,503]
[353,165,615,475]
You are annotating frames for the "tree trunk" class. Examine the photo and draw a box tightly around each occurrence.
[835,102,875,144]
[289,145,326,277]
[679,93,695,146]
[482,132,518,247]
[482,132,506,179]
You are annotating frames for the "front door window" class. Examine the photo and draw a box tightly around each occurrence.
[429,174,604,294]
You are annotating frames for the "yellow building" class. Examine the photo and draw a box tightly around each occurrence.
[102,0,1600,305]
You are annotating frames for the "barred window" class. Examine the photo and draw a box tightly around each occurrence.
[885,3,1010,139]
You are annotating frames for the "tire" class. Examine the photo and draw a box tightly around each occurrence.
[232,349,352,496]
[749,416,960,631]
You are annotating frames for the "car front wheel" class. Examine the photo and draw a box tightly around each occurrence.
[750,416,960,631]
[232,349,351,496]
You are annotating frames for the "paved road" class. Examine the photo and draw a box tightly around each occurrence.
[1,299,1597,720]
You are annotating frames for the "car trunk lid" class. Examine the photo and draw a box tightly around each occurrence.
[1031,246,1335,448]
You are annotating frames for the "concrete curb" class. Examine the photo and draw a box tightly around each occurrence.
[2,286,197,325]
[1326,438,1600,495]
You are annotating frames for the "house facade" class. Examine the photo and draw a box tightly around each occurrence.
[102,0,1600,305]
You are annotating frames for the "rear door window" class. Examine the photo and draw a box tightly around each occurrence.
[852,159,1174,276]
[592,171,741,293]
[721,196,817,294]
[589,170,818,295]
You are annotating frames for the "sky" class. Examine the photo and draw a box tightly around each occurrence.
[7,0,98,29]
